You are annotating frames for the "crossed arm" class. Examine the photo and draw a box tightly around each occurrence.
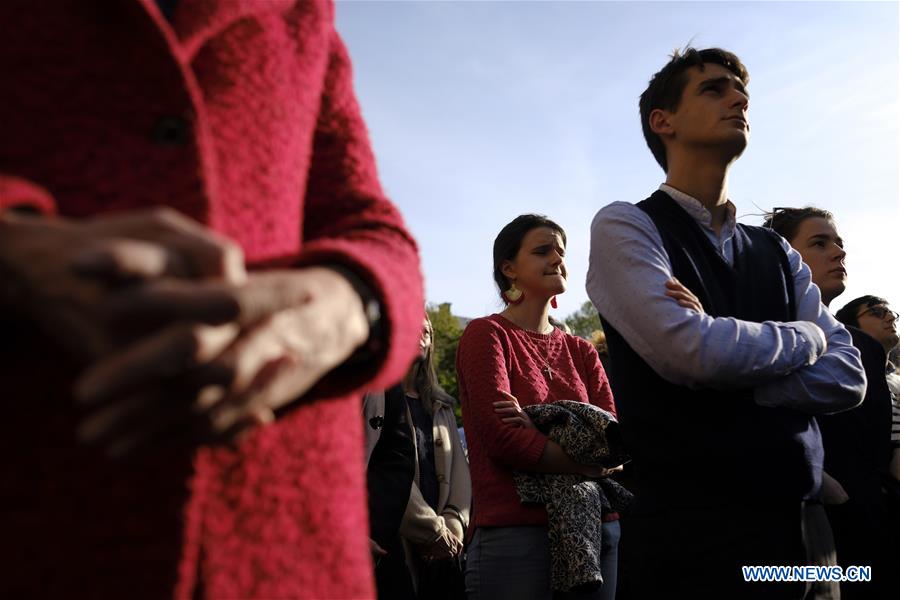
[586,202,865,414]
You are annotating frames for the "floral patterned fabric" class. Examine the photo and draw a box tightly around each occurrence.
[513,400,632,592]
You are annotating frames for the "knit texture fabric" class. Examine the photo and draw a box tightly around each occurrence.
[513,400,631,592]
[0,1,423,598]
[457,314,616,532]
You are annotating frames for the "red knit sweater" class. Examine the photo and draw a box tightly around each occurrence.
[457,314,617,531]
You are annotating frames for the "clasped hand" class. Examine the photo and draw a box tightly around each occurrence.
[0,208,369,456]
[421,526,463,561]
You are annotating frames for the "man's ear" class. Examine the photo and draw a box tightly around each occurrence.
[649,108,674,136]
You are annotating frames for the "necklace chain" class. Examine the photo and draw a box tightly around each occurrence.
[524,330,555,381]
[500,313,556,380]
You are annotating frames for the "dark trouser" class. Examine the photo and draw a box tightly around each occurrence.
[827,497,897,599]
[619,504,807,600]
[374,534,416,600]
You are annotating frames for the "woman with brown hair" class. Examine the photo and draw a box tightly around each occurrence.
[457,214,622,600]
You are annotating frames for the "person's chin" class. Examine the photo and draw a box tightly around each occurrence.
[720,132,749,157]
[826,280,847,300]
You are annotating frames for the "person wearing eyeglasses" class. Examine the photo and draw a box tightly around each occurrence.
[836,298,900,356]
[767,211,897,599]
[829,295,900,598]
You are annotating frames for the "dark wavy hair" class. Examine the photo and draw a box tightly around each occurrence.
[640,47,749,172]
[492,214,566,303]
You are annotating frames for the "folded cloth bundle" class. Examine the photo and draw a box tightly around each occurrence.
[513,400,632,593]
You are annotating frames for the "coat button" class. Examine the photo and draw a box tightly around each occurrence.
[435,437,443,447]
[151,115,191,145]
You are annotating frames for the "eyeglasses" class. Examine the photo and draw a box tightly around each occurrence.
[858,306,898,321]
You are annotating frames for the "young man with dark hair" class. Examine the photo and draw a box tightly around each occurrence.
[587,49,865,598]
[836,296,899,353]
[769,211,897,598]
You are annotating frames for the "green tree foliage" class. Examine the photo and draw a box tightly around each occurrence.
[563,300,604,339]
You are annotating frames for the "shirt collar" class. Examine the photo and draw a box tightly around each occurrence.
[659,183,737,238]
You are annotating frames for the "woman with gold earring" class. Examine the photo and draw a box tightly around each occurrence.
[457,214,622,599]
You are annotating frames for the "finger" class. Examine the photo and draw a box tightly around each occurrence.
[205,290,366,438]
[103,279,241,327]
[86,207,247,284]
[226,406,277,446]
[229,270,318,325]
[77,389,161,445]
[77,386,198,458]
[671,294,699,306]
[498,390,518,403]
[209,297,359,410]
[206,354,307,438]
[494,408,521,417]
[75,322,240,406]
[495,411,520,420]
[103,272,315,330]
[676,299,703,313]
[665,280,692,295]
[665,289,693,301]
[72,239,191,283]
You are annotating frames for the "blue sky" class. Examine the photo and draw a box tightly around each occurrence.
[336,0,899,319]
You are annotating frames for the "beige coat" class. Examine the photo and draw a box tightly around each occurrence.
[363,388,471,583]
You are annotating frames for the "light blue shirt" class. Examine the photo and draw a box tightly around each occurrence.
[586,184,865,413]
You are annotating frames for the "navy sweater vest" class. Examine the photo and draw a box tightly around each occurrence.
[600,191,823,512]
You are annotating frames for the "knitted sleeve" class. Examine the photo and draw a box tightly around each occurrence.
[579,338,617,417]
[457,319,548,470]
[0,176,57,215]
[294,30,424,395]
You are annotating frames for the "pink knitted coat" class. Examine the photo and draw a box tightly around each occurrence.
[0,1,423,598]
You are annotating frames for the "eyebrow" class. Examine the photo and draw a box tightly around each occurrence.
[532,241,565,251]
[699,75,749,98]
[808,233,844,246]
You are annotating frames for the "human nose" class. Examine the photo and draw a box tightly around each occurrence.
[832,244,846,262]
[729,87,749,112]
